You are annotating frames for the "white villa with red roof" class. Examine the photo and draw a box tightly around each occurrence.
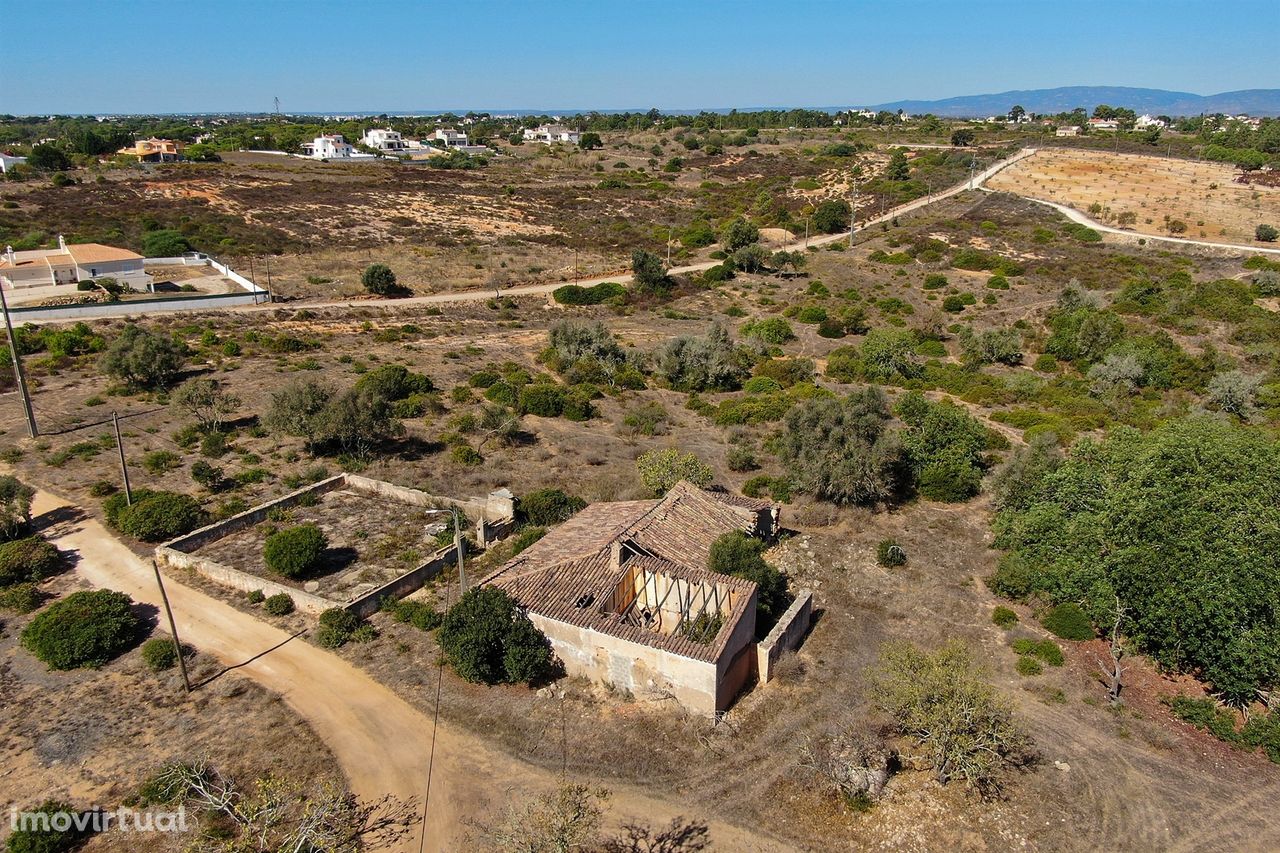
[1,236,151,290]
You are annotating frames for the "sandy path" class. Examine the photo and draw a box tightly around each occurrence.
[28,488,789,852]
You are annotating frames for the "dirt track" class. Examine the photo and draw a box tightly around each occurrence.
[29,487,789,852]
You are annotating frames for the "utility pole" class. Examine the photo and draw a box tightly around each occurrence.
[263,254,273,301]
[152,559,191,693]
[849,185,857,247]
[113,411,132,505]
[666,227,673,267]
[247,255,256,286]
[0,280,37,438]
[452,507,465,593]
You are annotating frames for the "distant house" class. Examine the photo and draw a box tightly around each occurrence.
[1055,126,1081,137]
[360,128,407,151]
[433,128,469,147]
[1087,118,1119,131]
[0,153,27,173]
[299,134,374,160]
[1135,115,1167,130]
[1,236,151,291]
[523,124,581,145]
[117,138,185,162]
[480,481,806,715]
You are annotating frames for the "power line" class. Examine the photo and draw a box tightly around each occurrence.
[417,561,454,853]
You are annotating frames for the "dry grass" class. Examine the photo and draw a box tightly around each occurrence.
[0,572,339,852]
[988,148,1280,244]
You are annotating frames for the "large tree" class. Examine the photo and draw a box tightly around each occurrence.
[99,324,185,389]
[991,417,1280,705]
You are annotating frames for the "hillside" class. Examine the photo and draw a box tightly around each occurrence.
[868,85,1280,117]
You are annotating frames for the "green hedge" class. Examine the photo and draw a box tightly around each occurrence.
[552,281,626,305]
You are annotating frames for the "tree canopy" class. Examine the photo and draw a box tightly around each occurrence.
[991,417,1280,705]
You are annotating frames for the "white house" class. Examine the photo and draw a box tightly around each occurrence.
[523,124,580,145]
[1055,126,1081,137]
[360,128,407,151]
[1135,115,1167,130]
[1,236,152,291]
[299,134,374,160]
[1088,118,1119,131]
[0,153,27,174]
[433,128,469,147]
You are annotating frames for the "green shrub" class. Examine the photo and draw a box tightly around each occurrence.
[942,293,976,313]
[991,606,1018,629]
[141,450,181,474]
[0,582,43,613]
[263,593,294,616]
[876,539,907,567]
[1041,602,1094,641]
[918,459,983,502]
[727,447,758,472]
[510,526,547,555]
[199,431,228,458]
[141,637,184,672]
[451,445,483,466]
[4,800,90,852]
[247,589,265,604]
[1015,655,1043,676]
[315,607,363,648]
[438,587,552,684]
[263,524,327,579]
[923,274,948,290]
[21,589,139,670]
[518,488,586,525]
[110,491,205,542]
[741,317,795,344]
[0,536,62,586]
[390,599,443,631]
[518,384,565,417]
[637,448,714,494]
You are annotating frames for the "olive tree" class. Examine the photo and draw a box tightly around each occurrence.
[171,377,240,433]
[779,388,908,505]
[868,640,1032,795]
[100,324,185,389]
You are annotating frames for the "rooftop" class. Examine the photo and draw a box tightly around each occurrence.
[481,482,777,662]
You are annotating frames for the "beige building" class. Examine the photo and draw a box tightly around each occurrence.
[1,236,151,290]
[481,481,783,714]
[117,137,186,162]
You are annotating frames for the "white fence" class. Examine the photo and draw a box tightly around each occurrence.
[9,253,269,322]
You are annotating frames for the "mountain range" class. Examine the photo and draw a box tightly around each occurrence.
[865,86,1280,118]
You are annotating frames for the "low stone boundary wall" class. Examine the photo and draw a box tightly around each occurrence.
[156,473,504,617]
[756,590,813,683]
[160,547,337,614]
[345,542,462,619]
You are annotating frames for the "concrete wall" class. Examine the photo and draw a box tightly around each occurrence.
[157,546,336,614]
[755,590,813,684]
[163,475,347,553]
[530,614,722,714]
[345,542,462,619]
[156,473,501,618]
[8,291,266,322]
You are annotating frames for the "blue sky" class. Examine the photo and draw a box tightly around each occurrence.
[5,0,1276,114]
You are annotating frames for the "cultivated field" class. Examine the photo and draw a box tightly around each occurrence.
[988,147,1280,245]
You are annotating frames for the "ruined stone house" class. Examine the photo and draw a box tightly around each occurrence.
[480,481,784,714]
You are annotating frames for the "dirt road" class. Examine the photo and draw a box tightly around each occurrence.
[29,488,789,852]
